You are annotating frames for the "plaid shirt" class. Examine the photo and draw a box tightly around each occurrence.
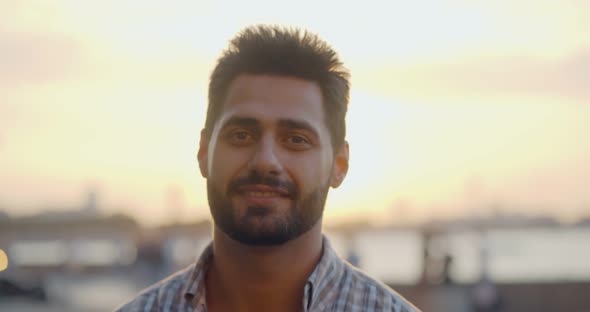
[115,237,421,312]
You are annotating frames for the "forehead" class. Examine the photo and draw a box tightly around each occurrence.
[218,74,326,130]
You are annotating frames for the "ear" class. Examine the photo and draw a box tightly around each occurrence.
[197,129,209,178]
[330,141,349,188]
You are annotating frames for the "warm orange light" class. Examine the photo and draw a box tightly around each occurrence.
[0,248,8,272]
[1,1,589,225]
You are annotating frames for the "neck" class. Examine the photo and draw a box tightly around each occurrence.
[206,221,323,312]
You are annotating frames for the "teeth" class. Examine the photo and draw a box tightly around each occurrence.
[245,191,281,197]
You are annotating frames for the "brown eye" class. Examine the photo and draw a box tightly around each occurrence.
[227,130,254,146]
[234,131,249,140]
[289,136,306,144]
[284,134,311,150]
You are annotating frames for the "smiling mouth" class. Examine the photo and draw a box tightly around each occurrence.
[243,191,285,197]
[237,184,291,198]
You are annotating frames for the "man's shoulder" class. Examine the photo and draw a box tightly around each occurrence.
[114,265,194,312]
[341,263,422,312]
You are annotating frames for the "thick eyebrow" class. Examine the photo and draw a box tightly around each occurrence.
[219,116,260,130]
[278,119,320,139]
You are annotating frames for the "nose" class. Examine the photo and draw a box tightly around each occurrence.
[249,135,282,175]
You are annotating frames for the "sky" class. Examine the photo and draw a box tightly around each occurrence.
[1,0,589,226]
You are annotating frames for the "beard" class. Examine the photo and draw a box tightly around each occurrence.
[207,170,330,246]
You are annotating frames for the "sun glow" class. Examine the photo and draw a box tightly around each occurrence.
[2,0,589,225]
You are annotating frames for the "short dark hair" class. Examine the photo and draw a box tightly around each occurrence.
[205,24,350,151]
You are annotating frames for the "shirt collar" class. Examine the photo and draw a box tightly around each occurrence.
[304,236,346,311]
[183,242,213,308]
[182,235,346,310]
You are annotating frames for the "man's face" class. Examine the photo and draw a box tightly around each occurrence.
[198,74,348,246]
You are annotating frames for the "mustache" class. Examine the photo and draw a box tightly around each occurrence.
[228,171,298,198]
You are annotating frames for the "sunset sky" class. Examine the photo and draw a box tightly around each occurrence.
[1,0,589,226]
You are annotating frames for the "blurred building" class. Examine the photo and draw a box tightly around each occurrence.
[0,213,139,277]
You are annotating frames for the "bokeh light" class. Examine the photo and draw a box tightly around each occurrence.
[0,248,8,272]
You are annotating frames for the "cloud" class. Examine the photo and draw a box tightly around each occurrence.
[360,49,590,103]
[0,32,84,85]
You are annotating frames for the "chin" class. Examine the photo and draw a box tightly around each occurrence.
[228,229,295,246]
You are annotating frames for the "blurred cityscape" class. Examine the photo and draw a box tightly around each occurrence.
[1,191,589,311]
[3,1,589,311]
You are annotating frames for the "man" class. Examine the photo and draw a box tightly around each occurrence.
[116,25,420,312]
